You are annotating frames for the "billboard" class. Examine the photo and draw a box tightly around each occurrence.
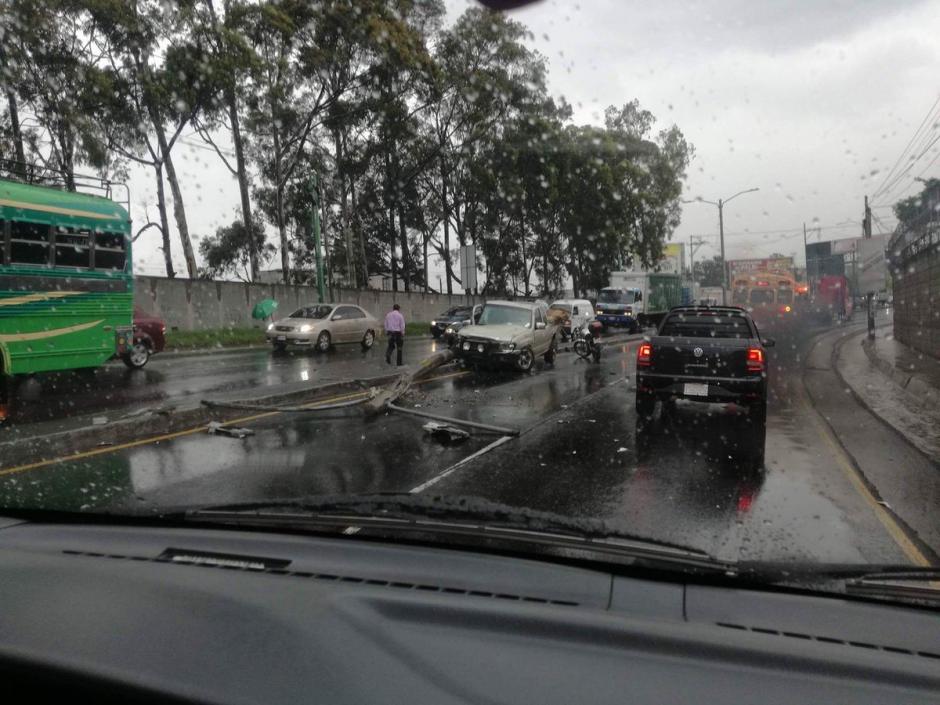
[659,243,684,274]
[727,257,794,281]
[858,235,887,294]
[806,242,844,279]
[830,237,861,255]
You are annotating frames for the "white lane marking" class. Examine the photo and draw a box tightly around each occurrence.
[409,435,514,494]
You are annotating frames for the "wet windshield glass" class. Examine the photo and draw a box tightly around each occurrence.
[660,313,753,339]
[598,290,635,304]
[478,305,531,327]
[749,289,775,305]
[290,306,332,319]
[0,0,937,603]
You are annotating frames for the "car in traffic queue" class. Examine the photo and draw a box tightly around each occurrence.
[266,303,380,353]
[548,299,596,341]
[429,305,478,339]
[441,304,483,346]
[594,287,641,333]
[123,308,167,369]
[635,305,774,463]
[455,300,558,372]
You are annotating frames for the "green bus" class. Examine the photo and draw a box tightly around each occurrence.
[0,176,134,421]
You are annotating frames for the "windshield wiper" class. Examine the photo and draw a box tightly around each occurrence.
[169,493,731,574]
[733,562,940,604]
[737,562,940,582]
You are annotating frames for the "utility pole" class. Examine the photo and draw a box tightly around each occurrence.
[863,195,875,339]
[309,173,325,304]
[718,199,727,304]
[689,236,707,300]
[803,222,809,290]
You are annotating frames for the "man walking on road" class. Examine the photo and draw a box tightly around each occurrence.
[384,303,405,366]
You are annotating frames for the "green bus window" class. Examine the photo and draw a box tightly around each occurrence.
[95,231,126,271]
[55,226,91,269]
[10,221,51,265]
[1,220,8,265]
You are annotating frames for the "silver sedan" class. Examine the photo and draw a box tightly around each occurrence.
[266,303,381,352]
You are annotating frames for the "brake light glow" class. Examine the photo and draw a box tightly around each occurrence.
[637,343,652,367]
[746,347,765,372]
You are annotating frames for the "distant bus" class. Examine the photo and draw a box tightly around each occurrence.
[731,270,800,332]
[731,270,797,308]
[0,176,134,421]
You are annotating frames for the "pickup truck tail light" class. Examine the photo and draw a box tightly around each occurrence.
[746,347,765,372]
[637,343,652,367]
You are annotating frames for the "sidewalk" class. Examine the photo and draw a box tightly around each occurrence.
[861,325,940,408]
[834,317,940,466]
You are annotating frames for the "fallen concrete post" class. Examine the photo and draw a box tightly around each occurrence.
[364,348,457,414]
[387,402,520,436]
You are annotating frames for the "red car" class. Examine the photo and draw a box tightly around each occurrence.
[124,308,167,369]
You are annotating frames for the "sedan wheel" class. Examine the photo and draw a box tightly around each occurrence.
[316,331,331,352]
[362,329,375,350]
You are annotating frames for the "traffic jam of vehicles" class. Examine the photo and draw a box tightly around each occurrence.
[0,171,862,473]
[0,172,895,483]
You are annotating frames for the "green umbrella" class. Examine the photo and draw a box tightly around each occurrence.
[252,298,278,320]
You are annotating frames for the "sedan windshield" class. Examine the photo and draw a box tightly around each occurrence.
[478,305,532,327]
[290,306,332,319]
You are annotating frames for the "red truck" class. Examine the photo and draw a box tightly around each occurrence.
[814,275,853,321]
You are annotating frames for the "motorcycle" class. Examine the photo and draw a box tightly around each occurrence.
[572,320,603,363]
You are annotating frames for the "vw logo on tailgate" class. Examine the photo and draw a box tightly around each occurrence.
[693,347,704,358]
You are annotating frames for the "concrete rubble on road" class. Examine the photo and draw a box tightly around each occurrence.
[422,422,470,444]
[207,422,255,439]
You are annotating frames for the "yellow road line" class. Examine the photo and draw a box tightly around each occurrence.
[414,370,470,385]
[799,376,932,567]
[0,370,471,477]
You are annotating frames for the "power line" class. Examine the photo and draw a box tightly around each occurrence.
[884,146,940,202]
[873,131,940,204]
[871,93,940,201]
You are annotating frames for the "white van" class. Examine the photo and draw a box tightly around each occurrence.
[549,299,596,340]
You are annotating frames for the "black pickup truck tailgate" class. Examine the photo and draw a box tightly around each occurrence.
[650,336,753,379]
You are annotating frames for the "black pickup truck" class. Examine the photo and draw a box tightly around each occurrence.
[634,305,774,459]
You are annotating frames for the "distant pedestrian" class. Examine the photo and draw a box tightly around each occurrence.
[385,303,405,366]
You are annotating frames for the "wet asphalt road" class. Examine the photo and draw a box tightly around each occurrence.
[3,337,446,436]
[0,320,927,565]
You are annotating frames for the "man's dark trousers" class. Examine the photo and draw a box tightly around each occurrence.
[386,332,404,366]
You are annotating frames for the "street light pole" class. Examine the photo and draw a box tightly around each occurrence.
[683,188,759,305]
[718,199,726,304]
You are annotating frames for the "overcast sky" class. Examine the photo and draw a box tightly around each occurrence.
[130,0,940,281]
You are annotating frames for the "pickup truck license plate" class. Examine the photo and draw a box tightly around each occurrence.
[276,336,286,342]
[683,383,709,397]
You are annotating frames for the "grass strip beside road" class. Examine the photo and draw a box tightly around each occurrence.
[165,327,266,351]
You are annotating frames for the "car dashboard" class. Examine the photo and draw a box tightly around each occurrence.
[0,516,937,704]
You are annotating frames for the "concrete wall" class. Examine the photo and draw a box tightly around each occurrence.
[133,276,482,331]
[892,239,939,359]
